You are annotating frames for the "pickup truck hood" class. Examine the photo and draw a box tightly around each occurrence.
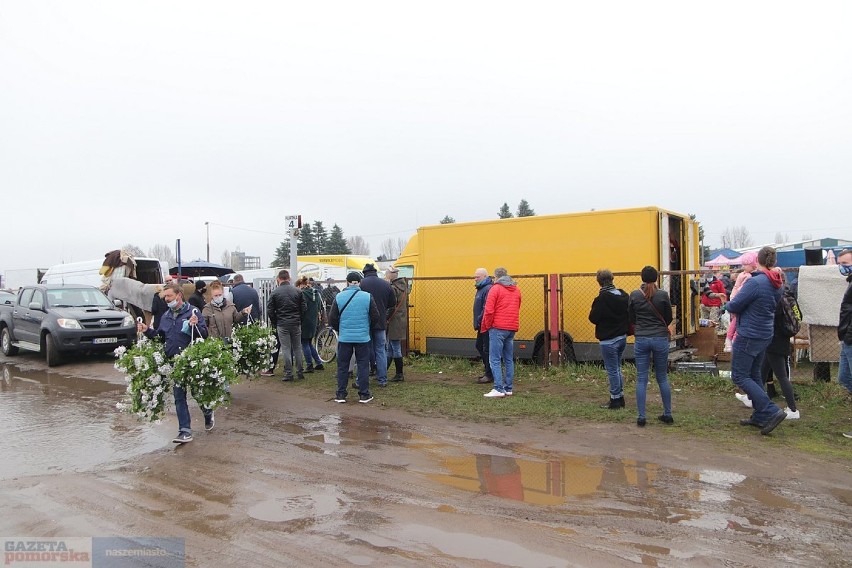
[52,307,128,319]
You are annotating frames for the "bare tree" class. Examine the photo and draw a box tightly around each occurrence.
[122,243,146,257]
[221,249,231,268]
[801,233,813,241]
[440,215,455,224]
[148,244,175,265]
[774,232,789,244]
[380,237,408,260]
[720,226,753,249]
[347,236,370,255]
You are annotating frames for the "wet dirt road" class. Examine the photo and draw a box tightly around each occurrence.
[1,353,850,567]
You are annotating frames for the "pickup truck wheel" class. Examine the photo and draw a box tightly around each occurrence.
[1,327,18,356]
[44,333,63,367]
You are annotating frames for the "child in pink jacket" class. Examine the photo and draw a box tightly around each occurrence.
[723,251,758,352]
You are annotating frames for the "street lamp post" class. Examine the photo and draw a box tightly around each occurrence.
[205,221,210,262]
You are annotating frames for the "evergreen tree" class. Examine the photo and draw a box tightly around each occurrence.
[440,215,455,224]
[299,222,317,254]
[498,203,513,219]
[326,224,351,254]
[270,240,290,267]
[313,221,328,254]
[516,199,535,217]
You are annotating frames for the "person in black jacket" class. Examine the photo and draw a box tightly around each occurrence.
[628,266,674,427]
[759,274,800,420]
[187,280,207,311]
[230,274,260,325]
[589,269,629,409]
[358,264,396,387]
[836,249,852,439]
[473,268,494,384]
[266,269,306,381]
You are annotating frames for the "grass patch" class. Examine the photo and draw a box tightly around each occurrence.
[285,355,852,460]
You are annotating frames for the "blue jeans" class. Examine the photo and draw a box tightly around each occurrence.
[634,336,672,419]
[600,335,627,398]
[301,338,322,367]
[488,328,515,393]
[173,384,211,434]
[387,339,402,358]
[838,342,852,394]
[336,342,371,400]
[730,336,781,425]
[370,329,388,384]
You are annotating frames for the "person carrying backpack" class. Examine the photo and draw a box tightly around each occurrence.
[759,272,801,420]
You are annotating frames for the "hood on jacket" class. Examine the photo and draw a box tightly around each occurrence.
[475,276,493,289]
[495,275,516,287]
[762,269,783,289]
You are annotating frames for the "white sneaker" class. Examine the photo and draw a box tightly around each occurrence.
[504,390,513,396]
[735,393,753,408]
[483,389,505,398]
[784,408,800,420]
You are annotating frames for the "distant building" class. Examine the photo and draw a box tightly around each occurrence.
[737,237,852,253]
[232,251,262,271]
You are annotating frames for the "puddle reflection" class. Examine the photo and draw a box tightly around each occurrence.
[0,363,167,479]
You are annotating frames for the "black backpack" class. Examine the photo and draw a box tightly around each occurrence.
[776,290,802,338]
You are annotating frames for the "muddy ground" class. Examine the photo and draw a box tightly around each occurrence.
[1,350,850,567]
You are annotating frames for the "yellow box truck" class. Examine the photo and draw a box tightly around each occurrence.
[394,206,700,362]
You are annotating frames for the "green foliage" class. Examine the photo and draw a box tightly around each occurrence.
[313,221,328,254]
[270,240,290,268]
[232,323,278,377]
[171,338,238,411]
[516,199,535,217]
[114,338,172,422]
[498,203,513,219]
[326,224,351,254]
[299,222,317,255]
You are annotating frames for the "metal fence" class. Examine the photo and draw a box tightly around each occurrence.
[250,267,832,367]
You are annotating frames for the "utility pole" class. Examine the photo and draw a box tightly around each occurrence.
[205,221,210,262]
[285,215,301,276]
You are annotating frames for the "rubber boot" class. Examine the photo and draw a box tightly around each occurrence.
[390,357,404,382]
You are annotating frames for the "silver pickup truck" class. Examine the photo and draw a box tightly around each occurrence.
[0,284,136,366]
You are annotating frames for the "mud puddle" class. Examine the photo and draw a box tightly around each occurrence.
[0,363,167,479]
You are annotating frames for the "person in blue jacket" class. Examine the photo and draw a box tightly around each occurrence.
[328,272,380,404]
[725,246,786,435]
[137,282,210,444]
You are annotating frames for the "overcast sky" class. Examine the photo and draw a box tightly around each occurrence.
[1,1,850,271]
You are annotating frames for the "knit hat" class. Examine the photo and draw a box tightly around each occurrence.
[195,280,207,291]
[346,271,362,283]
[641,266,658,283]
[386,267,399,277]
[362,263,377,275]
[739,251,758,267]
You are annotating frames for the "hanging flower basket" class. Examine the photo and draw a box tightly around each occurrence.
[114,338,173,422]
[231,322,278,378]
[171,337,238,411]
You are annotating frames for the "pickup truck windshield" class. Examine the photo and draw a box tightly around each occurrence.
[46,288,112,309]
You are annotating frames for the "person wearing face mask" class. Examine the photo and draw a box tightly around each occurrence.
[202,280,251,340]
[137,282,210,444]
[835,249,852,439]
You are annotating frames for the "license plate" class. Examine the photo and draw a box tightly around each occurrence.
[93,337,118,344]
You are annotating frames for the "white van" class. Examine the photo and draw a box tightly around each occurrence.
[41,258,168,287]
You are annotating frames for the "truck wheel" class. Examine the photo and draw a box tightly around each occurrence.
[1,327,18,356]
[44,333,63,367]
[533,333,576,366]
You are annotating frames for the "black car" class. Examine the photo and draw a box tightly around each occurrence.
[0,284,137,366]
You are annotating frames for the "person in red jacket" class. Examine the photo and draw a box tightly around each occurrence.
[700,272,727,323]
[480,267,522,398]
